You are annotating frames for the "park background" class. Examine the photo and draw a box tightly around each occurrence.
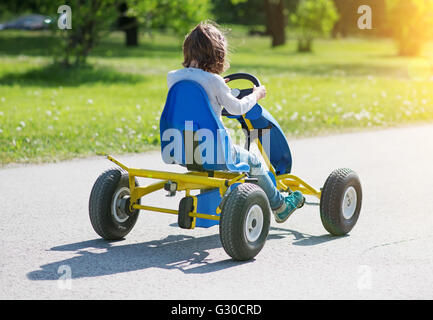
[1,0,433,165]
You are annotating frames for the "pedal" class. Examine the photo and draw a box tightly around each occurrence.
[297,196,306,209]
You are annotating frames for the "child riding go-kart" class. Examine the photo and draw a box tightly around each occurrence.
[89,71,362,261]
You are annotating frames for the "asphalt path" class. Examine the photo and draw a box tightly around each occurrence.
[1,124,433,299]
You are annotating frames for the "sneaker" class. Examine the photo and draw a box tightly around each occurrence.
[273,191,305,223]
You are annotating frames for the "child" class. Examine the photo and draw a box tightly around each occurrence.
[167,21,304,223]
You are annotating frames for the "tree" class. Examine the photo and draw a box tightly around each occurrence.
[265,0,287,47]
[290,0,339,52]
[14,0,210,67]
[117,2,139,47]
[387,0,433,56]
[130,0,210,37]
[52,0,118,66]
[211,0,265,27]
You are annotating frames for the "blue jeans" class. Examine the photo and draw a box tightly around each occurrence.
[231,145,285,210]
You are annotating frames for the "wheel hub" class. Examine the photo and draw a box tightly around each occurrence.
[342,186,357,220]
[245,204,264,242]
[112,187,131,223]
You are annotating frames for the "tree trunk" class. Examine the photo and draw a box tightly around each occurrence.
[265,0,286,47]
[297,38,312,52]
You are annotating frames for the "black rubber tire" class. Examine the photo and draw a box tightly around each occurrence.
[320,168,362,236]
[219,183,271,261]
[89,168,140,240]
[178,196,194,229]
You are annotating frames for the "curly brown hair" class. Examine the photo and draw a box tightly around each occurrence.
[182,21,229,74]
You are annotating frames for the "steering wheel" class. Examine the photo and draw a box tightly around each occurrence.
[223,73,261,100]
[222,73,261,117]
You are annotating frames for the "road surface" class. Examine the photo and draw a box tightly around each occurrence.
[1,124,433,299]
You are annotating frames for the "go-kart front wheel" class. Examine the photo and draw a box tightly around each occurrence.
[219,183,271,261]
[320,168,362,236]
[89,168,140,240]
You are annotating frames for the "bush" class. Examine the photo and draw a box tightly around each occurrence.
[290,0,339,52]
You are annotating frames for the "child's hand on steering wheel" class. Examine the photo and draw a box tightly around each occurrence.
[253,85,266,101]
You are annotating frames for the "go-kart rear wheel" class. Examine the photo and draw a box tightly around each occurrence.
[219,183,271,261]
[320,168,362,236]
[89,168,140,240]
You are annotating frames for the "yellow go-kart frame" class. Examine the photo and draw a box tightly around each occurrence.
[106,117,321,228]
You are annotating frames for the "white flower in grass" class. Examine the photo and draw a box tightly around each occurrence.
[276,104,282,111]
[354,110,370,121]
[48,125,53,130]
[290,112,298,121]
[342,112,354,120]
[136,104,141,110]
[152,125,157,130]
[422,99,428,104]
[0,111,4,116]
[46,110,52,116]
[352,93,357,99]
[116,127,123,133]
[16,126,22,131]
[373,101,378,107]
[1,97,5,102]
[87,99,93,104]
[20,121,26,127]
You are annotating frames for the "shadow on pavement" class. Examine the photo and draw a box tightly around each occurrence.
[268,226,348,246]
[27,235,251,280]
[27,227,345,280]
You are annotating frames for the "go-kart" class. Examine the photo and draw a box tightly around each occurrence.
[89,73,362,261]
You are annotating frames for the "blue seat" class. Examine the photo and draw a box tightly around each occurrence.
[159,80,250,173]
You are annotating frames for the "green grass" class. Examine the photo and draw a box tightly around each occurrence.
[1,29,433,165]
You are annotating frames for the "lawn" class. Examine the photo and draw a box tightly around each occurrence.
[1,28,433,165]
